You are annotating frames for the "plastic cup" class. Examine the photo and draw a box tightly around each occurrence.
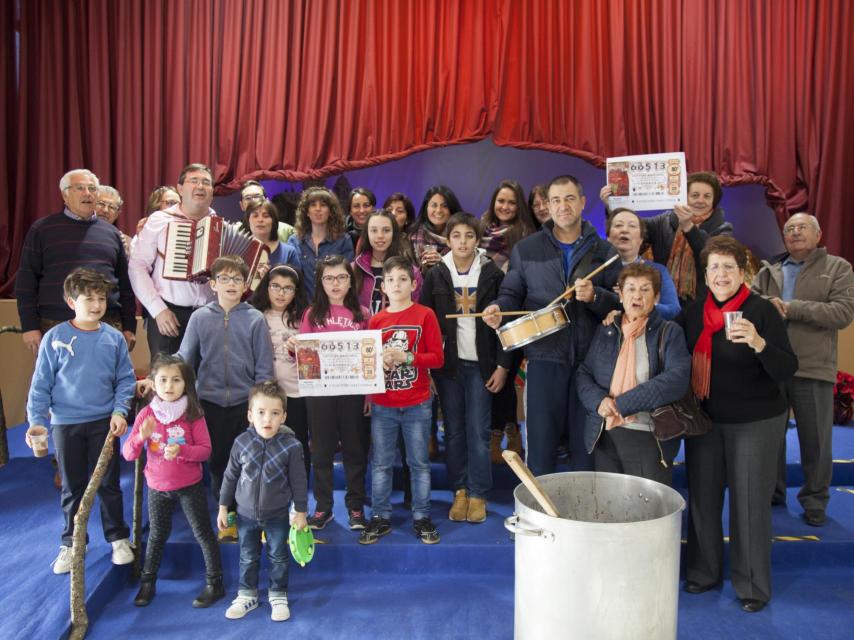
[724,311,743,340]
[29,426,49,458]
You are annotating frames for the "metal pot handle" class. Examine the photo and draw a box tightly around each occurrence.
[504,514,555,542]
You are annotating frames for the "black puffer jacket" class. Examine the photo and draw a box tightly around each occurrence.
[420,254,511,381]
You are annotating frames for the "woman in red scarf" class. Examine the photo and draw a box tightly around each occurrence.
[677,236,797,613]
[576,263,691,485]
[600,172,733,306]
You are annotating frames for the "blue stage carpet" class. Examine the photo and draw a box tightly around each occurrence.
[1,423,853,639]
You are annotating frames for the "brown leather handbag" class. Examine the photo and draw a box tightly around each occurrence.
[649,323,712,441]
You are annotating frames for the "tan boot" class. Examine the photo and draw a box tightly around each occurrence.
[490,430,505,465]
[449,489,468,521]
[467,497,487,523]
[505,424,525,458]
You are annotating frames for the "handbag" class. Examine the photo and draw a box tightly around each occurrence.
[649,323,712,441]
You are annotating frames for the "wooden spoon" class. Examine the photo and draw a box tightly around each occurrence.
[502,450,561,518]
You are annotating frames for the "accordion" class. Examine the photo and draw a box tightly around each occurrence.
[162,217,269,283]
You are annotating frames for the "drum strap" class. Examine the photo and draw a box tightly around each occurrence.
[563,248,596,313]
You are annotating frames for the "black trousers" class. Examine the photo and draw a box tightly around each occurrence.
[287,396,311,479]
[491,351,524,431]
[142,481,222,581]
[773,377,835,513]
[53,418,129,546]
[145,302,196,357]
[307,395,368,512]
[685,412,785,603]
[201,400,249,509]
[593,427,680,487]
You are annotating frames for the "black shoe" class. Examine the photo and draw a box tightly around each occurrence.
[192,576,225,608]
[307,510,334,530]
[348,509,367,530]
[413,517,440,545]
[741,598,767,613]
[358,516,392,545]
[684,581,718,594]
[134,580,156,607]
[771,494,786,507]
[803,509,826,527]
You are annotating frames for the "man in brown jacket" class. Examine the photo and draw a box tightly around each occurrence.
[753,213,854,526]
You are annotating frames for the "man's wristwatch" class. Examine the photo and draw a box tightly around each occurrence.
[405,352,415,366]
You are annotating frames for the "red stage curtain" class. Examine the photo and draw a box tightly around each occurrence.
[2,0,853,292]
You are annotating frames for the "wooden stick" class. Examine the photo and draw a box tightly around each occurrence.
[70,432,117,640]
[445,310,531,319]
[502,450,561,518]
[546,254,620,307]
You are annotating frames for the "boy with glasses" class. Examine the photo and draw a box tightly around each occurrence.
[177,255,275,541]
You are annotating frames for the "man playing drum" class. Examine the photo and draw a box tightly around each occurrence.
[483,175,620,475]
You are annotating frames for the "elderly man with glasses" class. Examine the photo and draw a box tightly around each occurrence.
[16,168,137,353]
[95,185,132,255]
[753,212,854,526]
[129,163,218,355]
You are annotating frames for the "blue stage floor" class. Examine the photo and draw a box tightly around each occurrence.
[2,423,853,639]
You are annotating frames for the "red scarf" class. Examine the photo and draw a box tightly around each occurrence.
[691,284,751,399]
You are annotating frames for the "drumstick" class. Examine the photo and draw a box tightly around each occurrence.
[546,254,620,307]
[444,310,532,319]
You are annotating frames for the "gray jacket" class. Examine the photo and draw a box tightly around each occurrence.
[178,301,275,406]
[752,247,854,383]
[220,425,309,520]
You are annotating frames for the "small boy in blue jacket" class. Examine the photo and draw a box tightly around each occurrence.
[218,381,308,622]
[177,255,274,541]
[26,268,137,574]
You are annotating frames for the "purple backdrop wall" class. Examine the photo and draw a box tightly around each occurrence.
[213,140,785,260]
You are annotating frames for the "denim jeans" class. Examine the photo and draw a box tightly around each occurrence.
[435,361,493,498]
[236,513,289,597]
[370,398,432,520]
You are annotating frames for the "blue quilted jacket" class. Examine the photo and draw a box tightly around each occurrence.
[575,311,691,454]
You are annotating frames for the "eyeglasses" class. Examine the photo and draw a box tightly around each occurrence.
[185,177,213,187]
[321,274,350,284]
[65,184,98,194]
[706,263,739,274]
[242,193,265,202]
[269,283,296,294]
[215,275,246,284]
[783,223,811,235]
[96,200,119,212]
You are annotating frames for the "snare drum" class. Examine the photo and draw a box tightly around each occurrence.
[497,303,569,351]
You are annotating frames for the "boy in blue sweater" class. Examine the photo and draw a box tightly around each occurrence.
[26,268,137,574]
[177,255,275,541]
[218,381,308,622]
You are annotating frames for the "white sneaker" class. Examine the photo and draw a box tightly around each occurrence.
[270,595,290,622]
[111,538,134,565]
[225,595,258,619]
[52,546,73,574]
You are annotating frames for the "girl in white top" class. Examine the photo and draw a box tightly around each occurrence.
[250,265,310,477]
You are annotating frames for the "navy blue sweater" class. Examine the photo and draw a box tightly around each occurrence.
[15,212,136,332]
[494,220,621,365]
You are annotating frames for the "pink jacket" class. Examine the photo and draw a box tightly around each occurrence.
[353,249,423,315]
[122,405,212,492]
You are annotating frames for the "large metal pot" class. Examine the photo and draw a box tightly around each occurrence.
[504,471,685,640]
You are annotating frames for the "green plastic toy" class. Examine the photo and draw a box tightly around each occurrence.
[289,524,315,567]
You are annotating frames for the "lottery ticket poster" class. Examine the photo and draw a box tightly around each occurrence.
[605,152,687,211]
[295,330,385,396]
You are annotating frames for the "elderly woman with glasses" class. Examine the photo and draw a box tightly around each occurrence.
[576,262,691,485]
[677,236,797,613]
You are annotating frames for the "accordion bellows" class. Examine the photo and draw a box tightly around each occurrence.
[163,217,268,283]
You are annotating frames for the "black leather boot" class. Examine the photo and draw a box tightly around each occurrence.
[192,575,225,608]
[134,577,156,607]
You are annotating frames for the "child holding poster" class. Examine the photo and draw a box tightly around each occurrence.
[359,256,444,545]
[292,255,370,531]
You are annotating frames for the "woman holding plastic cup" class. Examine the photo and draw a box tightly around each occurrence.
[677,236,797,613]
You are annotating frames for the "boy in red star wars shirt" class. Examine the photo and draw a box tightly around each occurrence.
[361,257,444,545]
